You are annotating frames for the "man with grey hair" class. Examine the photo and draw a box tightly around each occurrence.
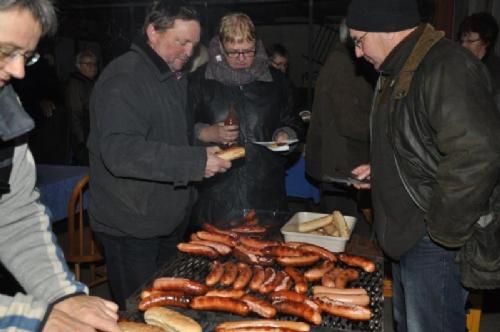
[347,0,500,331]
[88,0,230,309]
[65,49,97,165]
[0,0,120,331]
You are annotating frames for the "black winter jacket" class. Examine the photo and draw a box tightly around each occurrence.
[189,65,304,226]
[65,71,94,165]
[87,38,207,238]
[373,25,500,287]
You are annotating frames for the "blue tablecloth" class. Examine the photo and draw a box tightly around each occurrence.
[35,164,89,222]
[285,156,320,203]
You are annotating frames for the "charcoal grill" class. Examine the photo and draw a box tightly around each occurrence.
[125,250,384,332]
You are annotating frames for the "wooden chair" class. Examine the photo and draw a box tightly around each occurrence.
[65,175,107,287]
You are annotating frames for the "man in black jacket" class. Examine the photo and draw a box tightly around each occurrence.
[88,0,230,309]
[347,0,500,331]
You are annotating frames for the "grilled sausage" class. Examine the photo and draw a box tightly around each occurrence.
[334,268,360,289]
[205,289,246,299]
[249,265,266,292]
[299,244,337,262]
[215,320,310,332]
[220,262,239,287]
[196,231,238,247]
[201,222,239,239]
[283,266,308,293]
[189,240,232,255]
[273,300,322,325]
[315,297,373,321]
[276,255,320,267]
[338,253,376,273]
[241,294,277,318]
[269,290,306,303]
[233,262,253,290]
[206,260,225,287]
[152,277,208,295]
[304,261,334,282]
[190,296,250,316]
[177,242,219,259]
[239,236,279,250]
[138,292,192,311]
[262,246,304,257]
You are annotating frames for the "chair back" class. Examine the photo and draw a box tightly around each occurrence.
[66,175,106,286]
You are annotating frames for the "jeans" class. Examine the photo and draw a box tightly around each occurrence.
[392,235,468,332]
[95,222,187,310]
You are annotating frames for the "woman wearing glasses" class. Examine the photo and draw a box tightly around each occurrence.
[458,12,500,108]
[189,12,304,228]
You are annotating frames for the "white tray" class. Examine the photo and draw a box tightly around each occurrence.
[280,212,357,252]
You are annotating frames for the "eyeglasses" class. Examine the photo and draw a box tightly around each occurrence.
[460,38,482,44]
[80,62,97,66]
[0,44,40,66]
[353,32,369,49]
[224,48,256,58]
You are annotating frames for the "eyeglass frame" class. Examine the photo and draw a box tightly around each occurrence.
[222,46,257,58]
[0,43,40,66]
[460,37,482,44]
[353,32,369,49]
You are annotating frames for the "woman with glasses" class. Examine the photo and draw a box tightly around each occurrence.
[189,12,304,228]
[458,12,500,108]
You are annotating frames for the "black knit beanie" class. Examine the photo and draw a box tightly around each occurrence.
[346,0,421,32]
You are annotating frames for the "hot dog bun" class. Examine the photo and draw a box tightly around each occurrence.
[216,146,245,161]
[144,307,202,332]
[117,321,165,332]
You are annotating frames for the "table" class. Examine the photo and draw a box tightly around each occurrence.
[35,164,89,222]
[285,155,320,203]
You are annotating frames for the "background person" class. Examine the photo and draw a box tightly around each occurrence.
[65,49,98,165]
[458,12,500,107]
[305,19,374,234]
[267,43,289,74]
[189,12,304,227]
[87,0,230,309]
[347,0,500,331]
[0,0,119,331]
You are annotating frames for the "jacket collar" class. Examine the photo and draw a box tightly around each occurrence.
[379,24,426,77]
[70,71,95,83]
[131,34,183,81]
[0,85,34,141]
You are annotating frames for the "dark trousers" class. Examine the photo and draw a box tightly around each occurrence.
[95,223,187,310]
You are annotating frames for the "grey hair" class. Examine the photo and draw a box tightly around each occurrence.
[339,18,349,44]
[0,0,57,36]
[75,49,97,67]
[143,0,199,34]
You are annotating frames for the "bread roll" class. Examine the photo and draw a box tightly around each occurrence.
[332,210,350,238]
[144,307,202,332]
[118,321,165,332]
[298,214,333,232]
[216,146,245,161]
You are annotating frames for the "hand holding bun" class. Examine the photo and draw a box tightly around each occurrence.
[216,146,245,161]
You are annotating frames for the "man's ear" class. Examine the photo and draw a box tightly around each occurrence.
[146,24,157,43]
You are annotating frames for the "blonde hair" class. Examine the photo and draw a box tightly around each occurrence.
[218,12,256,44]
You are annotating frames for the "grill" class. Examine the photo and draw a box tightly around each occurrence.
[124,251,384,332]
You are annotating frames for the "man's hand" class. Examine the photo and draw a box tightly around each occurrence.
[205,146,231,178]
[39,99,56,118]
[199,122,239,145]
[273,131,290,143]
[49,295,120,332]
[351,164,371,189]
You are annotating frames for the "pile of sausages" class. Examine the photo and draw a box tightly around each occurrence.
[140,220,378,327]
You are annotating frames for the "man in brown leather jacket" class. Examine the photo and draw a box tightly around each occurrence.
[347,0,500,331]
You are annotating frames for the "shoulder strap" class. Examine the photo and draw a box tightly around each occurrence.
[394,24,445,100]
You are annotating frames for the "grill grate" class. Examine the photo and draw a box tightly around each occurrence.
[125,252,383,332]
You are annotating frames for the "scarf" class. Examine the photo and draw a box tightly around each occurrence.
[205,36,272,85]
